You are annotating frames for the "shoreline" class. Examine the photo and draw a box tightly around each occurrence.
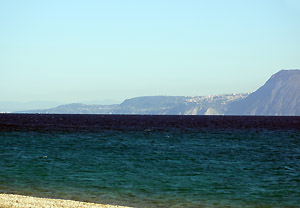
[0,193,133,208]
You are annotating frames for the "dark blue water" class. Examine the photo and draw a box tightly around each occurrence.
[0,114,300,207]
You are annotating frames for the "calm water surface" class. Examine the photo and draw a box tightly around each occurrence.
[0,114,300,208]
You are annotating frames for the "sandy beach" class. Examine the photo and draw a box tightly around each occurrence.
[0,194,133,208]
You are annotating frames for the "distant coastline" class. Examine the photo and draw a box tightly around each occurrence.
[3,69,300,116]
[15,93,248,115]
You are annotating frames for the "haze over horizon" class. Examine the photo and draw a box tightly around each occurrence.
[1,0,300,105]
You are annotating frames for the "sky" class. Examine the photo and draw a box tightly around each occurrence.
[1,0,300,105]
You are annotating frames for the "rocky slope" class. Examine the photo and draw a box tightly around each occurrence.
[227,70,300,115]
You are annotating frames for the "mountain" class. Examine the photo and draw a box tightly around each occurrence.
[18,94,248,115]
[14,69,300,116]
[227,70,300,115]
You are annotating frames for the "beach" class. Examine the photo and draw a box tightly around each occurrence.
[0,194,132,208]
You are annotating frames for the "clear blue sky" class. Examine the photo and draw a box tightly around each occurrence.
[1,0,299,103]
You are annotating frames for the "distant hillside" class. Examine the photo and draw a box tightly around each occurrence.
[227,70,300,115]
[19,94,248,115]
[114,95,247,115]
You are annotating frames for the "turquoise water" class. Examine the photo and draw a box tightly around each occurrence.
[0,115,300,207]
[1,129,300,207]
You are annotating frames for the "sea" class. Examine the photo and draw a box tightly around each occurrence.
[0,114,300,208]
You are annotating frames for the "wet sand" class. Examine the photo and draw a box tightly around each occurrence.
[0,194,133,208]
